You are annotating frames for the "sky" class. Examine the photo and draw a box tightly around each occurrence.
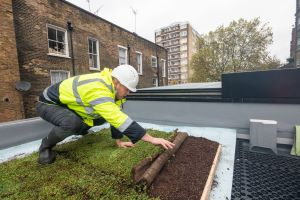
[67,0,295,63]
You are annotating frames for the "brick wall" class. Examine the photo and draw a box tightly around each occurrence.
[12,0,167,118]
[0,0,25,122]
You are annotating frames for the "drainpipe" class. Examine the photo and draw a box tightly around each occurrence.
[157,55,160,86]
[67,21,75,76]
[127,44,131,65]
[156,45,160,86]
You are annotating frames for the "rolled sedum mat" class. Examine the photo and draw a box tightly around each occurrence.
[133,132,188,186]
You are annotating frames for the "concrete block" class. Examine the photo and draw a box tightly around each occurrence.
[250,119,278,154]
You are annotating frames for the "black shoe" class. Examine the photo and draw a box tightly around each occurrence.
[38,148,56,165]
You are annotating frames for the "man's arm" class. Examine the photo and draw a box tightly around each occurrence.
[115,134,175,150]
[111,121,175,150]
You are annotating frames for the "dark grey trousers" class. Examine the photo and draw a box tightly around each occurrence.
[36,102,91,150]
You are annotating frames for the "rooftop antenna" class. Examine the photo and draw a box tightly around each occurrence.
[131,6,137,33]
[94,5,104,16]
[86,0,91,12]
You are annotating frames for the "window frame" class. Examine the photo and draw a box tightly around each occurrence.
[47,24,69,57]
[180,30,187,37]
[181,58,188,65]
[297,38,300,50]
[296,59,300,66]
[151,56,157,68]
[118,45,128,65]
[136,51,143,75]
[161,59,166,77]
[152,78,158,87]
[181,45,188,51]
[88,37,100,71]
[50,70,70,85]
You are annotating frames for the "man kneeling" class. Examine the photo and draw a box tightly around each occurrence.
[37,65,174,165]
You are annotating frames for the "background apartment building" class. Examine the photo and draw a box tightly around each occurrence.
[155,22,200,85]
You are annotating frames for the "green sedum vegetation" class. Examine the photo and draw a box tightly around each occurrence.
[0,129,174,200]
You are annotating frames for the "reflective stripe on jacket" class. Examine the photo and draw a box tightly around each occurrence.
[46,68,132,131]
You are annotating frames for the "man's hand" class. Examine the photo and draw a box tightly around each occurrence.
[151,137,175,150]
[115,139,135,148]
[142,133,175,150]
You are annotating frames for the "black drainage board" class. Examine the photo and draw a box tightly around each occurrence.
[231,139,300,200]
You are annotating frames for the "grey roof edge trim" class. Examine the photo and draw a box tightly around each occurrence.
[0,117,41,126]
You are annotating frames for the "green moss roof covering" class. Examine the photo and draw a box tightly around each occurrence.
[0,129,174,199]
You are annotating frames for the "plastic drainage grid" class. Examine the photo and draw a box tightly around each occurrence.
[231,139,300,200]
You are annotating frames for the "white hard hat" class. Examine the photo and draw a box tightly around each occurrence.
[111,64,139,92]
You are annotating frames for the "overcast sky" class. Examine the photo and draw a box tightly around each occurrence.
[67,0,295,63]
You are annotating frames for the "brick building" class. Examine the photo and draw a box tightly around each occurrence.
[0,0,25,122]
[0,0,167,122]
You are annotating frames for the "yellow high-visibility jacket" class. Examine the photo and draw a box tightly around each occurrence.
[41,68,133,132]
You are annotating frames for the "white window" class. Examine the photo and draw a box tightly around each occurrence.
[47,24,69,57]
[180,31,187,37]
[88,38,100,70]
[50,70,70,85]
[296,59,300,66]
[297,38,300,50]
[181,59,188,65]
[118,45,127,65]
[171,40,179,45]
[180,38,187,44]
[136,51,143,75]
[181,66,188,73]
[162,28,169,33]
[181,73,187,79]
[181,52,187,58]
[181,45,187,51]
[180,24,187,29]
[171,61,180,66]
[161,59,166,77]
[152,78,158,86]
[170,33,177,38]
[171,46,180,52]
[151,56,157,68]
